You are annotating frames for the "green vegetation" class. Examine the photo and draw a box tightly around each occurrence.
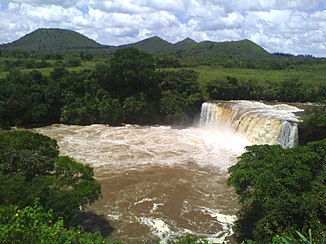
[299,103,326,145]
[2,28,325,71]
[1,28,326,243]
[185,64,326,87]
[0,130,108,242]
[0,48,203,127]
[1,44,325,128]
[0,201,111,243]
[173,235,209,243]
[163,65,326,100]
[0,130,101,224]
[205,76,325,102]
[227,139,326,243]
[2,28,102,51]
[123,36,174,53]
[1,28,325,106]
[278,229,325,244]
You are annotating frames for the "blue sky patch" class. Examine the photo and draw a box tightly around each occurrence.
[77,4,89,15]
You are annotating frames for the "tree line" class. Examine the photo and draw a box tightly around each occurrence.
[0,47,203,128]
[206,76,326,102]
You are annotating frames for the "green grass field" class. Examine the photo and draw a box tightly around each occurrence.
[0,59,100,78]
[1,58,325,92]
[164,64,326,87]
[162,64,326,99]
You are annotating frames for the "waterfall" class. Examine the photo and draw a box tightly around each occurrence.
[199,101,302,148]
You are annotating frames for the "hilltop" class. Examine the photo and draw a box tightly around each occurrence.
[174,37,197,50]
[121,36,174,53]
[189,39,270,59]
[1,28,102,51]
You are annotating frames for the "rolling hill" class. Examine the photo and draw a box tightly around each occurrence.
[1,28,103,51]
[121,36,174,53]
[123,37,270,59]
[0,28,271,59]
[190,39,270,59]
[174,37,197,50]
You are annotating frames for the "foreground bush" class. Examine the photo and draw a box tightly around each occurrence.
[0,201,109,243]
[0,130,101,224]
[228,139,326,242]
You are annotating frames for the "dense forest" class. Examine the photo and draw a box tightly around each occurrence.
[0,48,203,127]
[0,29,325,243]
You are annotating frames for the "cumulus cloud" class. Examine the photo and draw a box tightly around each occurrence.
[0,0,325,56]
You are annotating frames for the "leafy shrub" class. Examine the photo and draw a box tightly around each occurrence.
[228,139,326,242]
[0,200,109,243]
[0,130,101,224]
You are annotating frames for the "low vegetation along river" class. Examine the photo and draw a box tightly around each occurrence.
[33,101,302,243]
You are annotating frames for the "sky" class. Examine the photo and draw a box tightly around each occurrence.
[0,0,326,57]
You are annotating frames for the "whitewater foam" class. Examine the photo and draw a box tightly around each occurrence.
[199,101,302,148]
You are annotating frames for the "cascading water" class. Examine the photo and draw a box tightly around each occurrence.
[199,101,303,148]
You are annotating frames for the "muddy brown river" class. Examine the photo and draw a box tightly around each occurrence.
[34,124,250,243]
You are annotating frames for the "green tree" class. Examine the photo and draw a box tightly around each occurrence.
[122,95,147,123]
[98,96,124,125]
[60,93,100,125]
[299,103,326,145]
[1,69,61,126]
[228,140,326,242]
[159,69,202,124]
[160,90,187,123]
[0,130,59,159]
[107,47,155,98]
[278,79,308,102]
[65,57,82,67]
[0,131,101,224]
[206,76,240,100]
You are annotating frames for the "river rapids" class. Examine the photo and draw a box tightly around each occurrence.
[33,100,302,243]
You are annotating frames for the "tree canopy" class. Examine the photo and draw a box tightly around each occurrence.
[299,103,326,145]
[0,130,101,224]
[227,139,326,242]
[0,48,203,127]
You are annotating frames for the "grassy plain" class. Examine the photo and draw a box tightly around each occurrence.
[1,57,325,93]
[164,64,326,87]
[161,64,325,99]
[0,59,100,78]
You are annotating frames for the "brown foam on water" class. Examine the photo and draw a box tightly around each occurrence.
[92,165,238,243]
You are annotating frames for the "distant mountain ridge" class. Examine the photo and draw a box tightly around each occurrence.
[0,28,271,58]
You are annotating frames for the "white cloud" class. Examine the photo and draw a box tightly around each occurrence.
[0,0,325,56]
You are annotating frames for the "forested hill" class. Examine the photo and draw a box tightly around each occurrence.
[194,39,270,58]
[120,36,174,53]
[123,37,270,58]
[1,28,270,58]
[1,28,103,50]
